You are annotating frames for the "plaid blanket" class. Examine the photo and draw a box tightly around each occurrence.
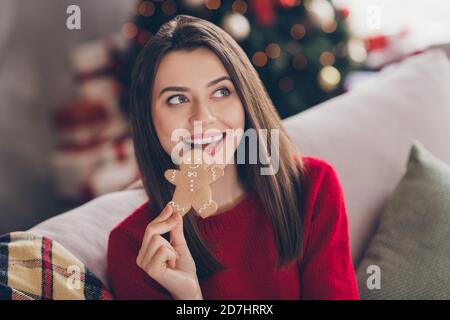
[0,232,113,300]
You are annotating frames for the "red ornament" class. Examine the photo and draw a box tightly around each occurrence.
[248,0,276,26]
[338,7,351,19]
[365,29,410,52]
[365,35,389,52]
[279,0,298,8]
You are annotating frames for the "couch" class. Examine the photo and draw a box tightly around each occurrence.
[29,49,450,293]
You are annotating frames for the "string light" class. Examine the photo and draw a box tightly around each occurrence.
[279,0,302,8]
[292,53,308,70]
[347,38,367,64]
[223,13,250,41]
[266,43,281,59]
[306,0,335,27]
[318,66,341,91]
[122,22,138,39]
[279,76,294,92]
[319,51,335,66]
[162,0,177,15]
[290,24,306,40]
[205,0,221,10]
[138,1,155,17]
[321,20,337,33]
[183,0,204,8]
[252,51,268,67]
[232,0,247,14]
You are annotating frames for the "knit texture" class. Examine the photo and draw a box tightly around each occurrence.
[107,156,359,300]
[357,142,450,299]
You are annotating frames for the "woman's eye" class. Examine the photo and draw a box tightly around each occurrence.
[213,87,231,98]
[166,88,230,106]
[167,95,188,106]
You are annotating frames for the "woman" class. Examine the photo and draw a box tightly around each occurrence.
[107,15,359,300]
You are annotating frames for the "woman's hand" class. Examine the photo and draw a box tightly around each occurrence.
[136,203,203,300]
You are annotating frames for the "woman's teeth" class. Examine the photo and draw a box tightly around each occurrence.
[184,134,223,146]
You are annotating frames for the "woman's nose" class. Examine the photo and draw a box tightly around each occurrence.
[190,102,216,125]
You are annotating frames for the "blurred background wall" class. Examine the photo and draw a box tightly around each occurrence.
[0,0,133,233]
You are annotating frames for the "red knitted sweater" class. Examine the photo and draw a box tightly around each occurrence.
[107,156,360,300]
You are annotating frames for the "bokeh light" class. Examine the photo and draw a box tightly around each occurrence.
[138,1,155,17]
[279,76,294,92]
[266,43,281,59]
[232,0,247,14]
[122,22,138,39]
[205,0,221,10]
[318,65,341,91]
[252,51,268,67]
[290,24,306,40]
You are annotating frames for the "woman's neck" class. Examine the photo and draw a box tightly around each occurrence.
[210,163,248,215]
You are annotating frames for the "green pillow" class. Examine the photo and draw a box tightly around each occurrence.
[357,141,450,299]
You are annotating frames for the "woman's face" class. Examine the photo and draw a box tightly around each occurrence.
[151,47,245,166]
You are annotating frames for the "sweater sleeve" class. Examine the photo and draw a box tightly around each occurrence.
[299,161,360,300]
[107,227,173,300]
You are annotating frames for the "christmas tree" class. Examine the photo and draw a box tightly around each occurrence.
[117,0,353,119]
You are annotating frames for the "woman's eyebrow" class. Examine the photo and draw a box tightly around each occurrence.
[158,75,231,98]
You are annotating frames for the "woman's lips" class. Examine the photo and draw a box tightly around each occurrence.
[204,132,226,156]
[183,132,224,145]
[182,132,226,156]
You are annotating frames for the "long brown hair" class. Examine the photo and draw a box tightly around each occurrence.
[130,15,306,279]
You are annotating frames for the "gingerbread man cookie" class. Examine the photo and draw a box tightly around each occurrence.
[164,149,224,218]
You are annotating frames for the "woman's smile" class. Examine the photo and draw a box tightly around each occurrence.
[182,131,226,156]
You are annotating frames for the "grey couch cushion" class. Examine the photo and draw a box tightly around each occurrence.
[356,142,450,299]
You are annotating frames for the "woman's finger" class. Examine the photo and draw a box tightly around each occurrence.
[141,212,179,254]
[151,204,173,225]
[140,233,168,262]
[170,212,187,247]
[141,244,177,269]
[146,235,172,260]
[141,236,177,268]
[146,246,177,278]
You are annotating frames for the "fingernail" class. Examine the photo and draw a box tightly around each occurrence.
[165,205,173,215]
